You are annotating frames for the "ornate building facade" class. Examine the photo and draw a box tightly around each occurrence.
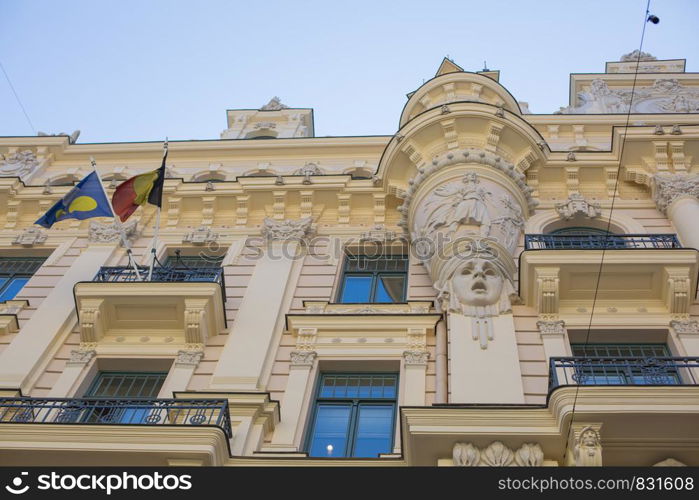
[0,52,698,466]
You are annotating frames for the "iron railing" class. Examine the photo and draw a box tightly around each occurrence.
[525,234,681,250]
[549,356,699,389]
[94,266,226,303]
[0,397,232,437]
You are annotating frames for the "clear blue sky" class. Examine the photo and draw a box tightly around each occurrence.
[1,0,697,143]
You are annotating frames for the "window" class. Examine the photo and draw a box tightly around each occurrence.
[0,257,46,302]
[570,343,679,385]
[338,254,408,303]
[307,374,398,458]
[82,371,168,424]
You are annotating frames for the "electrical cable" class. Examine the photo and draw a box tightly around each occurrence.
[0,60,36,134]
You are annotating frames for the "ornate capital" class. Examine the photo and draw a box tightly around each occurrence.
[554,193,601,220]
[261,216,314,242]
[88,220,137,244]
[567,424,603,466]
[67,345,97,366]
[670,318,699,335]
[183,226,219,245]
[12,227,47,247]
[175,347,204,367]
[403,350,429,366]
[453,441,543,467]
[653,174,699,213]
[537,319,565,335]
[290,350,317,366]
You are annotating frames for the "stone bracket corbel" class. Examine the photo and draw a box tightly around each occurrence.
[664,267,691,315]
[534,267,560,315]
[79,298,105,343]
[565,423,603,466]
[184,299,211,345]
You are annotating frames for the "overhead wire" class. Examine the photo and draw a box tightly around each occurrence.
[0,60,36,134]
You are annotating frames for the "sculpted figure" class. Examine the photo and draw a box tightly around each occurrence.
[425,173,491,237]
[573,427,602,466]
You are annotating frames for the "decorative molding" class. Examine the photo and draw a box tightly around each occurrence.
[290,350,317,367]
[652,173,699,213]
[537,319,565,335]
[453,441,543,467]
[0,150,40,179]
[12,227,47,247]
[183,226,219,245]
[295,162,322,176]
[303,301,433,315]
[261,216,314,242]
[88,220,137,244]
[260,97,288,111]
[360,224,399,242]
[558,78,699,114]
[554,193,601,220]
[620,49,656,62]
[670,318,699,335]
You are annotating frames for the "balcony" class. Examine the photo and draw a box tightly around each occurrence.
[0,397,232,465]
[519,233,699,323]
[73,266,227,347]
[524,233,681,250]
[549,356,699,389]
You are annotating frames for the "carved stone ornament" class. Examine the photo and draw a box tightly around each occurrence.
[558,78,699,114]
[653,173,699,213]
[360,225,399,242]
[88,219,137,244]
[261,216,314,241]
[537,319,565,335]
[67,347,97,366]
[402,350,430,366]
[183,226,219,245]
[653,458,686,466]
[670,318,699,334]
[572,426,603,466]
[453,442,543,467]
[12,227,47,247]
[0,150,40,178]
[620,50,656,62]
[260,96,288,111]
[290,350,317,366]
[253,121,277,130]
[295,163,322,176]
[555,193,601,220]
[175,348,204,367]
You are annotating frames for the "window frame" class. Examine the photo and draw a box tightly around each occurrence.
[0,257,46,302]
[305,373,398,458]
[336,253,409,304]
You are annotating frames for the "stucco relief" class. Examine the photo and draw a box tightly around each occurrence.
[453,441,544,466]
[572,426,603,466]
[0,150,40,179]
[261,216,314,241]
[555,193,601,220]
[652,173,699,213]
[557,78,699,114]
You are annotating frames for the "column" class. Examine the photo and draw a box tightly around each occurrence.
[653,174,699,250]
[0,244,118,393]
[269,350,316,450]
[210,217,312,391]
[157,346,205,398]
[47,345,97,397]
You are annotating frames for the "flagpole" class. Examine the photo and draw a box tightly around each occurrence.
[90,157,143,281]
[147,138,167,281]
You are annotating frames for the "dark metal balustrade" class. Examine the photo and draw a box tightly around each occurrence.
[525,234,681,250]
[94,266,226,303]
[549,357,699,389]
[0,397,232,437]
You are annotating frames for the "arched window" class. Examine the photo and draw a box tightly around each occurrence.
[544,226,628,249]
[548,226,612,236]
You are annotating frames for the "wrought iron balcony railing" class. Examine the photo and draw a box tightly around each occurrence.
[549,356,699,389]
[0,397,232,437]
[94,266,226,302]
[525,234,681,250]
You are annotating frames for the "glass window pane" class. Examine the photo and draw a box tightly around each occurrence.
[352,405,394,458]
[340,275,372,303]
[374,275,405,303]
[0,277,29,301]
[308,404,352,457]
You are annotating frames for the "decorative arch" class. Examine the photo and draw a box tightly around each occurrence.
[525,209,646,235]
[45,172,82,186]
[191,171,226,183]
